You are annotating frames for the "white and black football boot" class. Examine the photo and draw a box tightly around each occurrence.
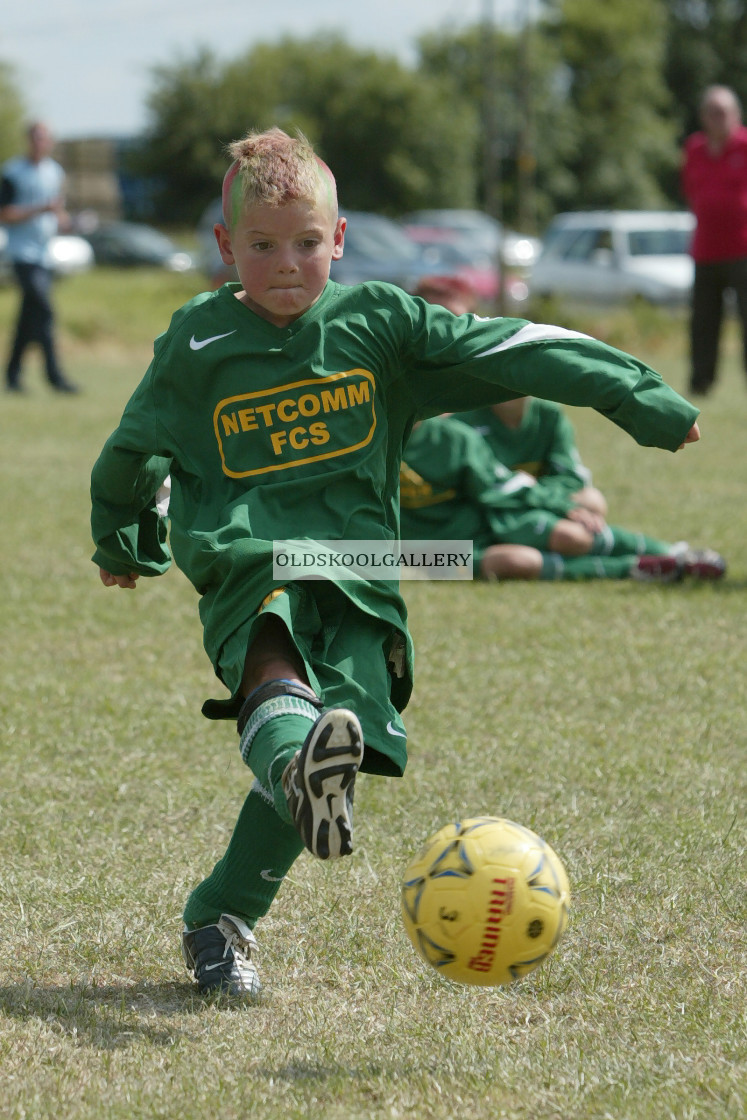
[281,708,364,860]
[182,913,261,999]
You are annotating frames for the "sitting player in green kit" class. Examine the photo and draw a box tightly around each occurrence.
[91,127,703,1000]
[456,394,609,518]
[417,272,609,519]
[412,275,725,582]
[400,414,725,582]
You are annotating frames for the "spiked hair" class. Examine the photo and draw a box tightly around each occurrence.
[221,127,337,228]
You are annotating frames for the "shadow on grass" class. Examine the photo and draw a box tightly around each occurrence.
[703,577,747,593]
[0,979,220,1049]
[619,577,747,594]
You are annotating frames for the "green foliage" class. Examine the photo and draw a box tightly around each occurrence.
[664,0,747,138]
[418,23,577,229]
[545,0,678,211]
[136,36,478,223]
[418,0,680,226]
[130,50,239,223]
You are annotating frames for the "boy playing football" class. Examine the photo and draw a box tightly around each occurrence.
[91,128,700,998]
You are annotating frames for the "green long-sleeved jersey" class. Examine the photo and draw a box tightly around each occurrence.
[400,415,573,549]
[455,397,590,497]
[91,280,698,689]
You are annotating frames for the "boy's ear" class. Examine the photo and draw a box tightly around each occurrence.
[331,216,346,261]
[214,223,235,265]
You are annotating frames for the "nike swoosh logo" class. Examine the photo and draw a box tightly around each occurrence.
[260,869,283,882]
[189,330,237,350]
[386,720,407,738]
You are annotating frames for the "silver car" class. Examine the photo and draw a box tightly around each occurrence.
[0,228,94,282]
[529,210,695,306]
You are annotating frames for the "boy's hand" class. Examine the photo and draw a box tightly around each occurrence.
[99,567,139,589]
[679,422,700,448]
[567,507,606,534]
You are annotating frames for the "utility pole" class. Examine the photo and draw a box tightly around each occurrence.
[481,0,502,226]
[515,0,537,234]
[481,0,504,313]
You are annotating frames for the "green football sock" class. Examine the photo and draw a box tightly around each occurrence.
[183,782,305,930]
[540,552,647,580]
[183,695,320,930]
[591,525,670,557]
[240,698,319,823]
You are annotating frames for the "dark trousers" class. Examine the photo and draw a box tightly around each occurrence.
[689,256,747,394]
[5,261,65,388]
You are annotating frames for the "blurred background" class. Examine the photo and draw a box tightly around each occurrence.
[2,0,745,313]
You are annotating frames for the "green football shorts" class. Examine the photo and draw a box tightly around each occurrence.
[490,508,561,548]
[219,581,410,777]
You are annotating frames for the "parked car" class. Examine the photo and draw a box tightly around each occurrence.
[330,210,433,291]
[401,225,500,302]
[0,228,94,283]
[49,234,96,276]
[401,208,540,270]
[528,210,695,306]
[81,221,195,271]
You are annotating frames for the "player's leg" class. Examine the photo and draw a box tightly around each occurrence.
[186,587,410,996]
[237,607,363,857]
[181,785,302,999]
[553,522,678,562]
[487,510,615,564]
[480,543,543,579]
[539,553,650,579]
[305,582,410,771]
[181,676,316,996]
[590,525,668,557]
[481,521,724,582]
[487,549,675,580]
[547,518,595,556]
[490,510,650,568]
[240,610,309,694]
[596,527,725,580]
[182,592,363,997]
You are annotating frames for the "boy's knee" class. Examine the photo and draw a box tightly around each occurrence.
[241,613,309,694]
[481,544,542,580]
[549,520,593,556]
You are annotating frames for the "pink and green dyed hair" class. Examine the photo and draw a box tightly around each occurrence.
[220,127,337,229]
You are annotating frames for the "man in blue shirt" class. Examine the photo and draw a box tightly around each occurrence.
[0,122,78,393]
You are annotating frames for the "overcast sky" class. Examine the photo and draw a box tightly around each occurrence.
[4,0,529,139]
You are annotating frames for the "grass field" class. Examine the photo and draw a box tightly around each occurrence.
[0,272,744,1120]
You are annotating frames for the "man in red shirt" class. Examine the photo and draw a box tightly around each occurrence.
[682,85,747,395]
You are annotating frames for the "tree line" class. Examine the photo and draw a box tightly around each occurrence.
[3,0,747,231]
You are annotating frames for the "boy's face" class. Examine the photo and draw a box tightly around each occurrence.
[492,397,529,422]
[215,198,345,327]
